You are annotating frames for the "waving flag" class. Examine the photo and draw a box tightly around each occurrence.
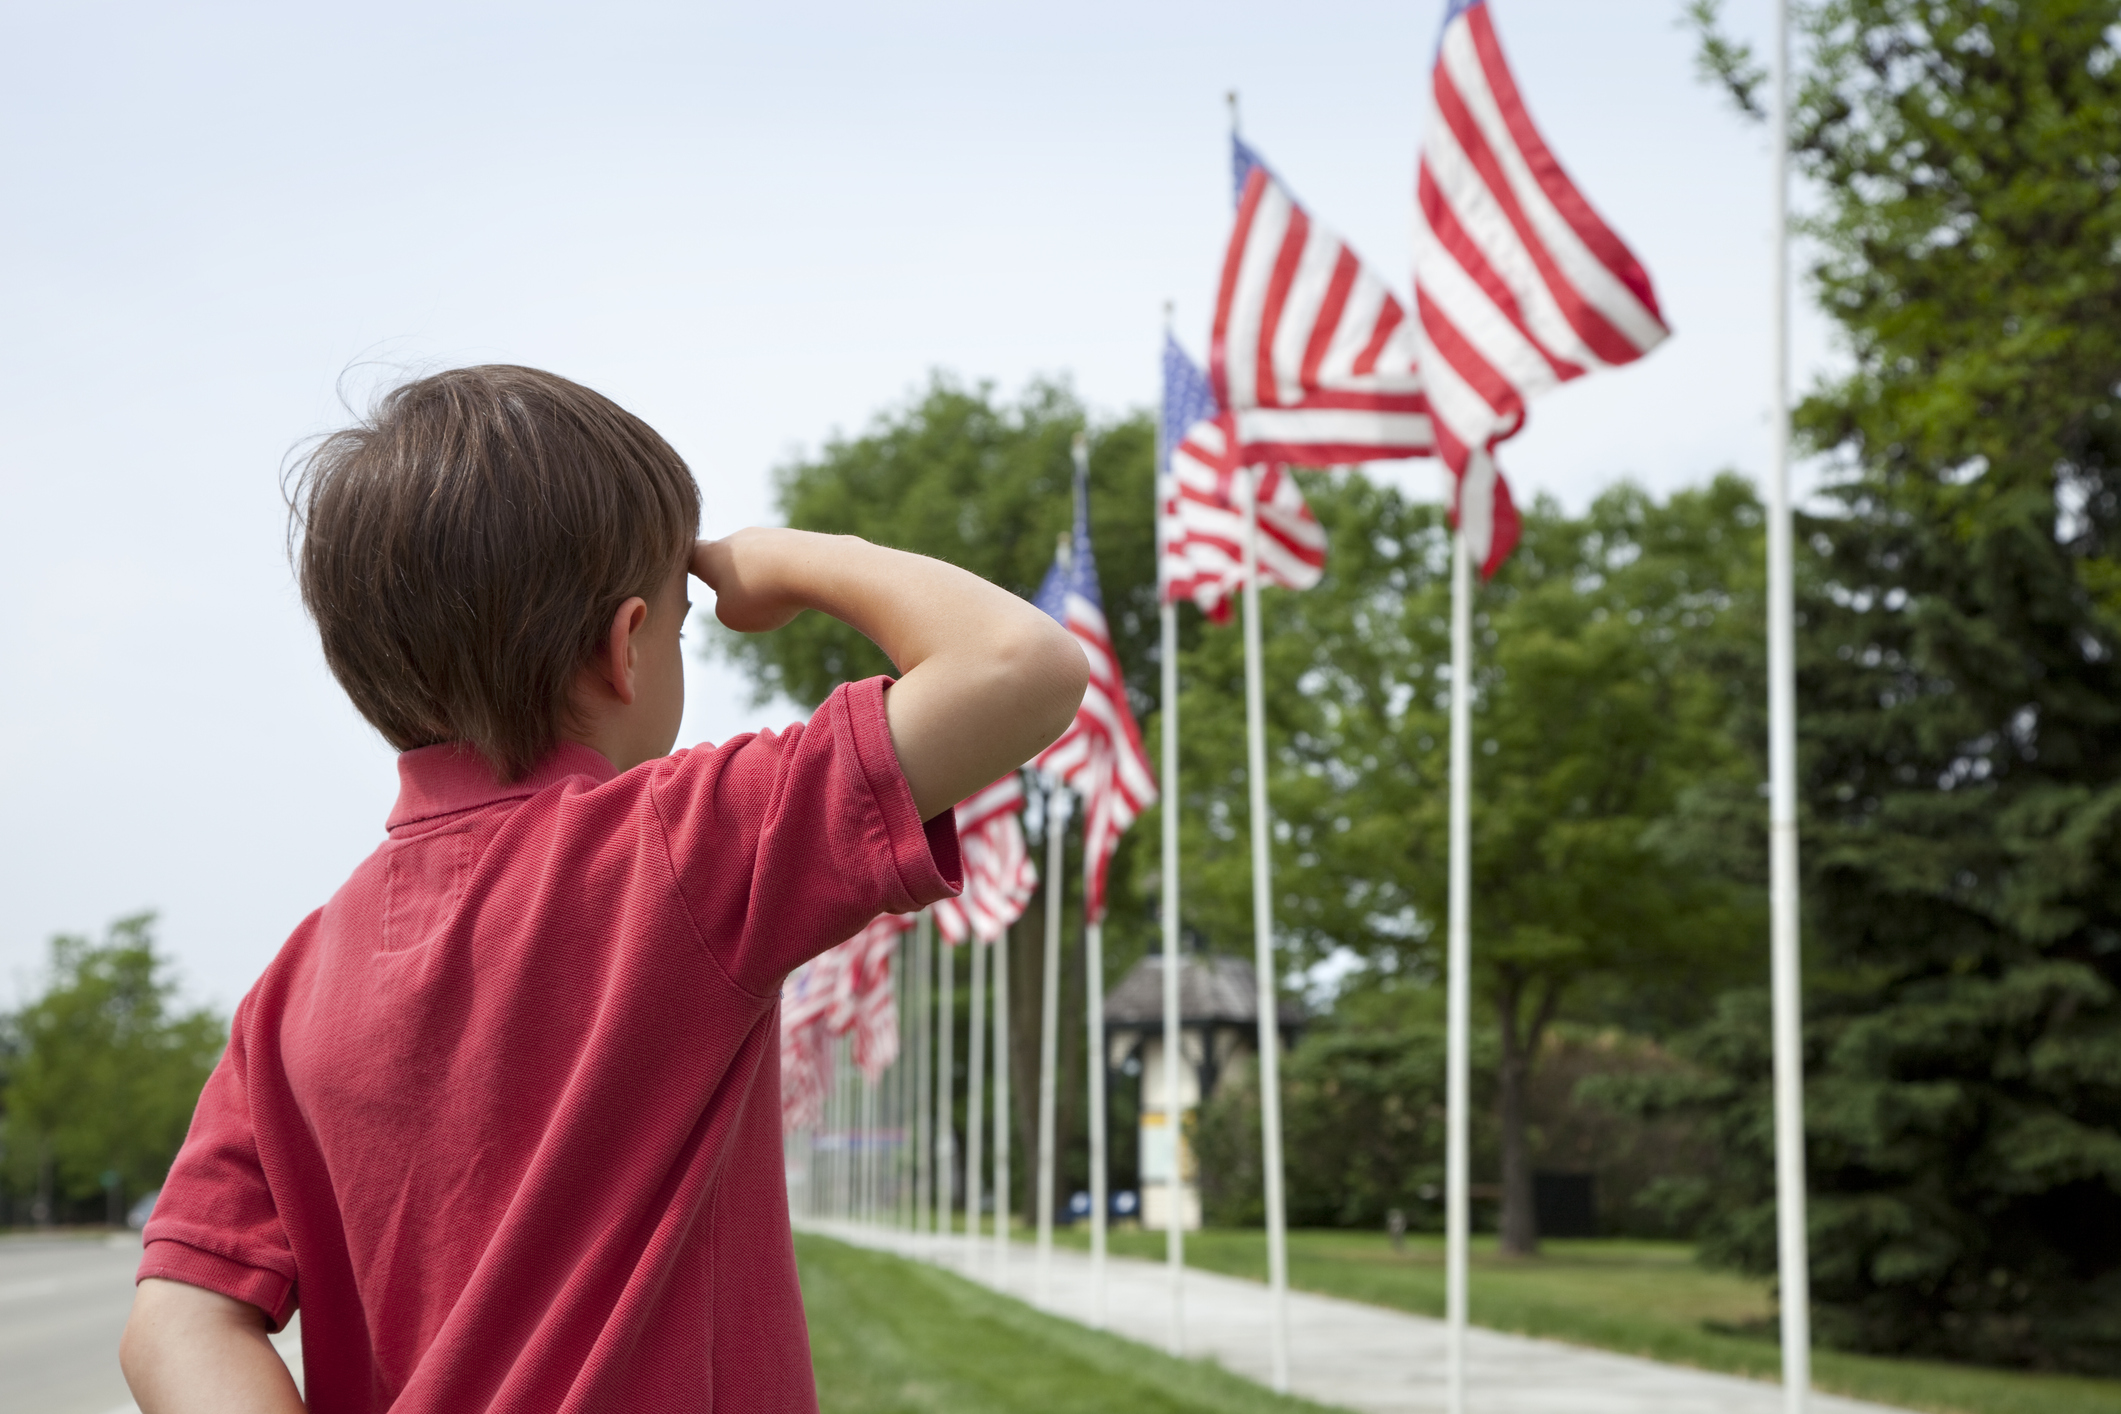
[1033,454,1157,922]
[1414,0,1669,574]
[840,913,914,1080]
[779,912,916,1131]
[933,774,1039,945]
[778,950,842,1132]
[1212,137,1434,466]
[1159,336,1327,622]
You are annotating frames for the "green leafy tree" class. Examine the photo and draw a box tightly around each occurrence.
[1674,0,2121,1371]
[1168,472,1763,1252]
[2,914,226,1222]
[716,373,1161,714]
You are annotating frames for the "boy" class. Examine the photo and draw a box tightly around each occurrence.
[117,365,1088,1413]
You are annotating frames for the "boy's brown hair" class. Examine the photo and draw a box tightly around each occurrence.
[290,365,699,781]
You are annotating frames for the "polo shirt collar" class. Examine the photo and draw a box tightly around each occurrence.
[388,740,619,832]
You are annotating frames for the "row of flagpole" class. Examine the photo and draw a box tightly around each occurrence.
[794,4,1811,1407]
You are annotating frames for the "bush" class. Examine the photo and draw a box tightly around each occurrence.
[1197,987,1714,1238]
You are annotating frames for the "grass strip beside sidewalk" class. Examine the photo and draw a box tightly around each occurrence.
[1054,1227,2118,1414]
[795,1231,1338,1414]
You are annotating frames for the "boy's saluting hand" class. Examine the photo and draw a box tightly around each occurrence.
[693,527,1087,821]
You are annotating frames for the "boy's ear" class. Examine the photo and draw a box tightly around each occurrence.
[595,596,652,706]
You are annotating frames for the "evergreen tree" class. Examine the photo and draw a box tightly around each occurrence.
[1679,0,2121,1371]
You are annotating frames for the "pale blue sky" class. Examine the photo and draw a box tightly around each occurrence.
[0,0,1817,1010]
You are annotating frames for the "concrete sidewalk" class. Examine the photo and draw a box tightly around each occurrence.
[803,1221,1912,1414]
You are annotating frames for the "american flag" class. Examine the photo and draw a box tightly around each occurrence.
[838,913,912,1081]
[1159,335,1327,623]
[778,950,840,1132]
[1212,136,1435,466]
[933,774,1039,945]
[1032,452,1157,923]
[1414,0,1669,575]
[779,912,915,1131]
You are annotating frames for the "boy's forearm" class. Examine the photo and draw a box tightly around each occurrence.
[696,530,1087,817]
[122,1279,305,1414]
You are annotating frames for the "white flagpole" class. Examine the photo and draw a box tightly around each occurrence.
[1076,432,1112,1331]
[1086,910,1109,1328]
[994,923,1013,1276]
[898,939,912,1229]
[935,933,955,1239]
[1035,783,1070,1305]
[966,936,989,1262]
[861,1069,877,1224]
[1160,590,1187,1359]
[1158,301,1188,1356]
[832,1036,848,1220]
[1445,527,1474,1414]
[821,1037,835,1220]
[914,911,933,1235]
[1239,468,1292,1394]
[1767,4,1812,1410]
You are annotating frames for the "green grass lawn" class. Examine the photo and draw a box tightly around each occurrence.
[795,1231,1336,1414]
[1050,1226,2121,1414]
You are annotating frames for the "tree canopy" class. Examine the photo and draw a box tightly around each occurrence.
[715,374,1163,720]
[1,914,226,1221]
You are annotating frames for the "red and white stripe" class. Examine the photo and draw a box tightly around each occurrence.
[933,775,1038,946]
[1415,0,1668,574]
[844,913,911,1081]
[1034,595,1157,923]
[779,911,916,1130]
[1212,166,1434,466]
[1159,412,1327,622]
[778,949,841,1132]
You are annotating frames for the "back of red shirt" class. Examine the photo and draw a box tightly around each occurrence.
[142,678,959,1413]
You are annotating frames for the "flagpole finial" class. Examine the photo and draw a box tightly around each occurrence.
[1226,90,1240,134]
[1163,299,1174,331]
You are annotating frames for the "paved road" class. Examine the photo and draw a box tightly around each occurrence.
[0,1233,140,1414]
[0,1233,303,1414]
[805,1221,1916,1414]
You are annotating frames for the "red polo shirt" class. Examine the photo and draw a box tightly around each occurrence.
[140,677,959,1413]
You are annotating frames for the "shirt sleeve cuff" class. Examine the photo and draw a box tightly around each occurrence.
[848,676,964,906]
[138,1238,296,1331]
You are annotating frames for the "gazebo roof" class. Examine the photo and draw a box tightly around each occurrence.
[1103,953,1305,1030]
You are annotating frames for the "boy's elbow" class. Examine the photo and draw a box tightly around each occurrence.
[1024,620,1089,745]
[118,1298,168,1397]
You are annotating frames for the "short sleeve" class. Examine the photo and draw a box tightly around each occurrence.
[650,675,962,995]
[138,1004,298,1329]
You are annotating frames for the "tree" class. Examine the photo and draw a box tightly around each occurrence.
[2,914,226,1223]
[1168,472,1764,1252]
[717,373,1162,715]
[1675,0,2121,1371]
